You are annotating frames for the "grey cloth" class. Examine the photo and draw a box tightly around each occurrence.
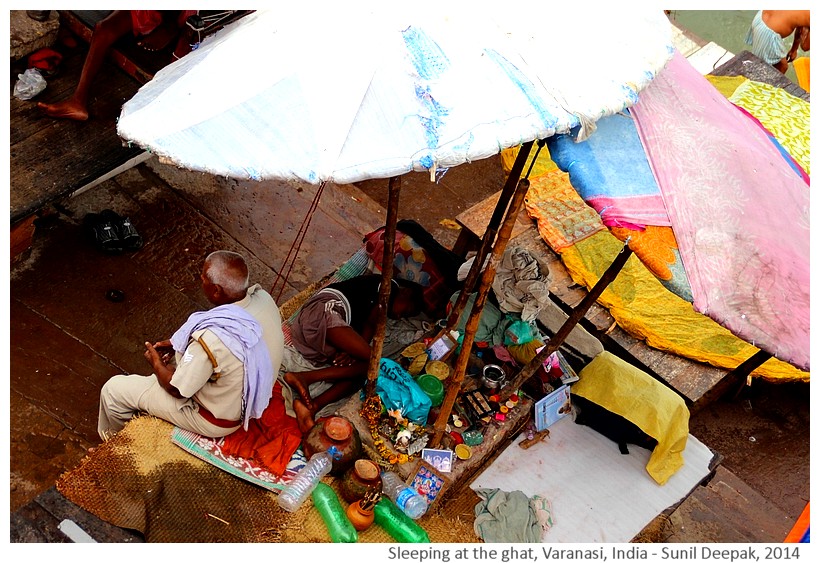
[492,246,553,322]
[473,488,543,543]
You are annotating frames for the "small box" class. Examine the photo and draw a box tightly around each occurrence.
[533,384,572,431]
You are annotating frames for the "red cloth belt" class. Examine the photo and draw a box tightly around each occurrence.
[197,404,240,429]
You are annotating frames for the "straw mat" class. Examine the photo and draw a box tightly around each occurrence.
[56,415,483,543]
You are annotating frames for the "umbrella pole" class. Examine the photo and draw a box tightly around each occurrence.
[430,177,532,448]
[436,141,534,343]
[499,243,634,401]
[364,175,402,398]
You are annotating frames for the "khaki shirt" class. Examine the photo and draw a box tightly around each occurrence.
[170,284,284,421]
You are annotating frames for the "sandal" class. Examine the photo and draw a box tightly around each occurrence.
[100,210,144,252]
[84,212,122,254]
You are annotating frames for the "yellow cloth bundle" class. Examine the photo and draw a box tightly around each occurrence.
[573,351,690,485]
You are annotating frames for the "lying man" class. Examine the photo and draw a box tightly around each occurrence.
[281,273,424,434]
[97,250,284,440]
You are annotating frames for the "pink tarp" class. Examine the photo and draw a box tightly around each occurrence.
[631,51,809,371]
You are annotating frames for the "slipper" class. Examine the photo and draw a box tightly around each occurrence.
[100,209,144,252]
[84,212,122,255]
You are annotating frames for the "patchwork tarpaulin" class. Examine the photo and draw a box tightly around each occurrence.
[117,4,673,184]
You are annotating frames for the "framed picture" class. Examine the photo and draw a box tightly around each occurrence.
[421,447,454,473]
[408,461,448,507]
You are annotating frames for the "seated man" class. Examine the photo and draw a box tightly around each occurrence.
[97,250,284,440]
[38,10,195,120]
[281,273,424,434]
[745,10,810,74]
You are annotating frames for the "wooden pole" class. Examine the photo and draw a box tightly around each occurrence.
[499,243,634,402]
[364,175,401,397]
[437,141,534,342]
[430,177,532,447]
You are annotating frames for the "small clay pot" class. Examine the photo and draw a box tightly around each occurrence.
[339,458,382,503]
[346,499,375,532]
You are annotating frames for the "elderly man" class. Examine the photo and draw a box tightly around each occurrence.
[97,250,284,440]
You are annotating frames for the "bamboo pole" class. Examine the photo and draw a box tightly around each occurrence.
[364,175,401,397]
[499,243,634,402]
[430,177,532,447]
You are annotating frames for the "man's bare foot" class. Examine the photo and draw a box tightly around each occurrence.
[37,99,89,121]
[137,24,179,52]
[284,372,312,408]
[293,398,316,435]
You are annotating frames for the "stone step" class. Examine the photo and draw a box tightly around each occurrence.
[659,466,795,542]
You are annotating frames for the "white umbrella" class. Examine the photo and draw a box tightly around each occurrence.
[118,3,673,184]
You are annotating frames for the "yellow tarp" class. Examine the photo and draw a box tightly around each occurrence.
[573,351,689,485]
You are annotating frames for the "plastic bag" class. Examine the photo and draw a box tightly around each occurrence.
[14,68,47,100]
[504,318,536,346]
[375,358,431,424]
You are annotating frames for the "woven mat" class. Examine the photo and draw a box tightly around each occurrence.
[56,415,483,543]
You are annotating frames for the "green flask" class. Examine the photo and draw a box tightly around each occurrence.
[311,482,358,543]
[373,497,431,543]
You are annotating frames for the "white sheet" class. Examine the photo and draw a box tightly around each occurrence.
[470,416,714,543]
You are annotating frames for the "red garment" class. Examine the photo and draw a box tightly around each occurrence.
[28,48,63,73]
[220,382,303,477]
[130,10,197,36]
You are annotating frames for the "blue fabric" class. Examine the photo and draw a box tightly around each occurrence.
[546,113,669,227]
[171,304,274,430]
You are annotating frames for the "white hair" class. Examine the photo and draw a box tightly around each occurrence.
[205,250,249,298]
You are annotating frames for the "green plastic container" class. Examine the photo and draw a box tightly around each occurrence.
[416,374,444,407]
[373,497,431,543]
[311,482,358,543]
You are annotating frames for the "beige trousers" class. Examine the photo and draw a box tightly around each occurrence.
[97,373,239,441]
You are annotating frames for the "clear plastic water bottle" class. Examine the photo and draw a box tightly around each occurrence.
[380,470,428,520]
[277,446,341,512]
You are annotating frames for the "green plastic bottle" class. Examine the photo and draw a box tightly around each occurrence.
[373,496,431,543]
[311,482,358,543]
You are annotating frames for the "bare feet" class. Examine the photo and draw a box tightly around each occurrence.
[284,372,312,408]
[293,398,316,435]
[37,99,89,121]
[136,24,179,52]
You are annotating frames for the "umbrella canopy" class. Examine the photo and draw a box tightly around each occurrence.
[118,3,673,184]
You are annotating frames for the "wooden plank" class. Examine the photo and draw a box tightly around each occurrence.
[710,50,810,101]
[454,189,532,253]
[10,215,37,262]
[10,45,143,223]
[11,487,144,543]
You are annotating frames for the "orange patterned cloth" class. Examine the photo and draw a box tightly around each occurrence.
[523,169,605,252]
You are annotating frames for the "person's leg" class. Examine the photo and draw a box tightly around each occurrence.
[292,377,364,434]
[38,10,133,120]
[98,372,238,441]
[98,372,158,440]
[283,361,366,408]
